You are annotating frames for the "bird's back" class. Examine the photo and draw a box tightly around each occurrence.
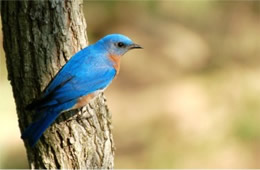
[29,43,116,112]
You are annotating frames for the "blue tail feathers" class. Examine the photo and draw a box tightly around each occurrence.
[22,100,77,147]
[21,111,60,147]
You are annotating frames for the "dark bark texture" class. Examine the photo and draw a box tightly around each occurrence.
[1,0,114,169]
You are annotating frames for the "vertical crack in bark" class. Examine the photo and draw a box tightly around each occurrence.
[27,1,42,95]
[50,146,61,169]
[56,130,64,148]
[16,1,25,81]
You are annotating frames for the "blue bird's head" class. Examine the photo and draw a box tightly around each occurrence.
[97,34,142,56]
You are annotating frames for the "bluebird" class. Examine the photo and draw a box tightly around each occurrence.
[22,34,142,146]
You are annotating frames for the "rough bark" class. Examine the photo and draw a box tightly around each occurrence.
[1,0,114,169]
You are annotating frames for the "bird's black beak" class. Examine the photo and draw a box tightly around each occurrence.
[129,43,143,50]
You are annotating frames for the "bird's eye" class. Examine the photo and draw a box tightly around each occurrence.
[117,42,125,48]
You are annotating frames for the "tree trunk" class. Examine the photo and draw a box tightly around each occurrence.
[1,0,114,169]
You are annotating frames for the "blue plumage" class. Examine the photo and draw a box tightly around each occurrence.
[22,34,142,147]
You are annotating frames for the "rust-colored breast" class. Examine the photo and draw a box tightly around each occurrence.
[73,93,95,109]
[109,54,121,76]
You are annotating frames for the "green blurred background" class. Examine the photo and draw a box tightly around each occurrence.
[1,1,260,168]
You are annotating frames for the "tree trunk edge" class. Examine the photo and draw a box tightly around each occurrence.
[1,0,115,169]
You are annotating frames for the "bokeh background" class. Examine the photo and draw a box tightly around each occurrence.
[1,1,260,168]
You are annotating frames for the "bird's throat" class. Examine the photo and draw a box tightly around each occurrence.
[109,54,121,76]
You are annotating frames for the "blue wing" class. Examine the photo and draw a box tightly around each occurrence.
[38,68,116,110]
[22,46,116,146]
[27,46,116,111]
